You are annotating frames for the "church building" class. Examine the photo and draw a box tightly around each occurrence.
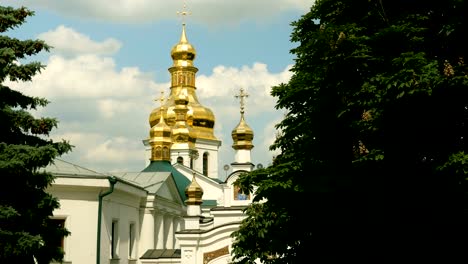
[46,21,257,264]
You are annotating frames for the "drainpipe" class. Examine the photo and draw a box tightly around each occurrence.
[96,176,118,264]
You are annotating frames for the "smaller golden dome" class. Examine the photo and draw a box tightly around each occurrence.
[150,108,172,139]
[185,173,203,205]
[171,24,196,67]
[231,114,254,150]
[149,106,172,161]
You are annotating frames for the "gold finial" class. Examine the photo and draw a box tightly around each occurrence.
[176,0,191,25]
[235,87,249,115]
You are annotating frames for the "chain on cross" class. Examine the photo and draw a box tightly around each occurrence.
[235,87,249,114]
[177,0,191,25]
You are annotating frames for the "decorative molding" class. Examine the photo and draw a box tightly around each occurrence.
[203,245,229,264]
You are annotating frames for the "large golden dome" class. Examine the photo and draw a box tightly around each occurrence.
[149,24,217,141]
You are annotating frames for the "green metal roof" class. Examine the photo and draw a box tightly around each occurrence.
[111,171,171,194]
[44,159,108,178]
[141,249,180,259]
[142,161,191,202]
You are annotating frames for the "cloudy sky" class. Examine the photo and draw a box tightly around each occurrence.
[4,0,314,177]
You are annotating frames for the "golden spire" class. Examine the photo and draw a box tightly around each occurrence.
[232,88,254,150]
[149,91,172,161]
[148,0,218,142]
[185,172,203,205]
[171,1,196,67]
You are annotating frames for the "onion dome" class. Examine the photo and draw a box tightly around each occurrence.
[148,23,217,141]
[149,105,172,161]
[231,114,254,150]
[171,23,196,67]
[232,88,254,150]
[185,173,203,205]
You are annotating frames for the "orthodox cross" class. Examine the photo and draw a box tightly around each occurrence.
[155,90,166,119]
[177,0,191,25]
[235,87,249,114]
[156,90,166,107]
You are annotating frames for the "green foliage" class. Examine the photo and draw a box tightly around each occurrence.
[232,0,468,262]
[0,5,72,264]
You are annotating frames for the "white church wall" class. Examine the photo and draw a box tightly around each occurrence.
[210,209,246,227]
[102,189,144,264]
[50,187,99,264]
[48,178,146,264]
[195,139,221,179]
[177,223,239,264]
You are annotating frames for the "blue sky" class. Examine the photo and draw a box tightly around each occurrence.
[4,0,314,176]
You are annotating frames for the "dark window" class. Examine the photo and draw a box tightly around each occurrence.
[51,218,66,249]
[129,223,135,258]
[111,220,119,258]
[203,152,209,176]
[177,156,183,164]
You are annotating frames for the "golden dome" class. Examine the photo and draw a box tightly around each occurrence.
[148,23,217,141]
[231,114,254,150]
[171,90,195,146]
[185,173,203,205]
[150,97,217,141]
[232,87,254,150]
[149,107,172,161]
[170,23,196,67]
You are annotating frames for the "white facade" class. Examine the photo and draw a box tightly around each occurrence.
[46,157,254,264]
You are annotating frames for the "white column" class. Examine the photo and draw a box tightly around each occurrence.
[154,213,164,249]
[235,149,251,163]
[174,218,182,249]
[164,214,174,249]
[139,209,154,252]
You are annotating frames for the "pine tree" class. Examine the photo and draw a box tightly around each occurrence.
[232,0,468,263]
[0,5,72,263]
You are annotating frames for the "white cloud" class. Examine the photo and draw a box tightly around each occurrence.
[6,25,290,175]
[38,25,122,56]
[193,63,291,170]
[197,63,292,116]
[8,54,158,99]
[52,132,145,172]
[11,0,314,25]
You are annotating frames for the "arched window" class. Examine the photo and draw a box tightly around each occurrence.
[177,156,183,164]
[155,147,162,159]
[234,185,249,200]
[202,152,209,176]
[162,147,169,159]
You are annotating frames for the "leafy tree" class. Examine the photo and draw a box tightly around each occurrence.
[232,0,468,262]
[0,5,72,264]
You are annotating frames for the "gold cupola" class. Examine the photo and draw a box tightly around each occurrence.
[172,90,195,147]
[149,23,217,141]
[149,93,173,161]
[232,88,254,150]
[185,173,203,205]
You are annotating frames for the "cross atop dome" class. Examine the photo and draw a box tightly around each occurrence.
[156,90,166,107]
[235,87,249,115]
[177,0,191,25]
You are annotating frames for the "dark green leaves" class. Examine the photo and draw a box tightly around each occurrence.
[0,5,72,263]
[232,0,468,262]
